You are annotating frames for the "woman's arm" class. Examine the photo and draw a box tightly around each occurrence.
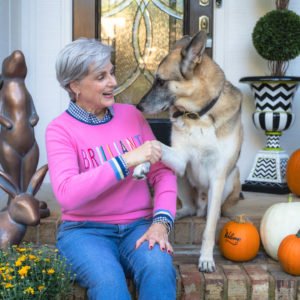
[46,123,127,211]
[133,108,177,253]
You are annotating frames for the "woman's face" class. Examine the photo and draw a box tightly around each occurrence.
[73,61,117,113]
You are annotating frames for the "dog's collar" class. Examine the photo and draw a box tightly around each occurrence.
[172,95,219,120]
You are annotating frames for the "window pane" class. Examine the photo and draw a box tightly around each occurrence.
[99,0,183,111]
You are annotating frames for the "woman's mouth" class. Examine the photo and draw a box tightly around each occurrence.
[103,92,114,98]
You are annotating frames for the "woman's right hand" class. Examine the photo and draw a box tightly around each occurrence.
[122,140,162,168]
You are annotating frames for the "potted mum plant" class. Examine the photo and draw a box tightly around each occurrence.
[240,0,300,194]
[0,243,75,299]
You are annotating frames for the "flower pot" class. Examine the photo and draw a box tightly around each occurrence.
[240,76,300,194]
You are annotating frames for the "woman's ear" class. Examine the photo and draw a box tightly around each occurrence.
[69,81,80,95]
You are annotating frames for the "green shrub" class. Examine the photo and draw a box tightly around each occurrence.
[252,9,300,75]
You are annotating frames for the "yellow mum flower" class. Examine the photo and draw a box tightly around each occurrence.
[5,283,14,289]
[29,254,37,260]
[47,268,55,275]
[15,255,27,267]
[18,266,31,277]
[19,255,27,262]
[38,285,45,291]
[17,248,26,253]
[15,260,22,267]
[24,287,35,295]
[6,275,13,281]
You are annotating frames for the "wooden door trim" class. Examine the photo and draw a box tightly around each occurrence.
[73,0,99,40]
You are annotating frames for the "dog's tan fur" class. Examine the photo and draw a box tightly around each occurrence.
[135,31,243,272]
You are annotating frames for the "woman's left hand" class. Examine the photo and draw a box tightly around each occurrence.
[135,223,173,255]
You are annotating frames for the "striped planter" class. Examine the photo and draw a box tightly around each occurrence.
[240,76,300,194]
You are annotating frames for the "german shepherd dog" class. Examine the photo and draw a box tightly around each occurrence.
[135,31,243,272]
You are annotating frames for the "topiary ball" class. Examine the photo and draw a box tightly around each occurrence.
[252,9,300,62]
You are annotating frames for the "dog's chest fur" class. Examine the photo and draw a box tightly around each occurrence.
[170,115,238,188]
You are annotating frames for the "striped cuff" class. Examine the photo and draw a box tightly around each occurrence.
[153,210,174,234]
[117,155,130,176]
[108,155,130,181]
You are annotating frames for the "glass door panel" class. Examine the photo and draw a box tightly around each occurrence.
[99,0,183,116]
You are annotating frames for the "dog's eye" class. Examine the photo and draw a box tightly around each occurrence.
[156,78,166,86]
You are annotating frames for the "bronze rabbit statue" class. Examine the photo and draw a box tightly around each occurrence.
[0,51,49,217]
[0,164,48,248]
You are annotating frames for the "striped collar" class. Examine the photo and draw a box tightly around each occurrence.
[67,101,114,125]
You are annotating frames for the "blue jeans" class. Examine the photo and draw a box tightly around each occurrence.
[57,218,176,300]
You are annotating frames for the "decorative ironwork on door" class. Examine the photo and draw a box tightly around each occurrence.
[99,0,183,109]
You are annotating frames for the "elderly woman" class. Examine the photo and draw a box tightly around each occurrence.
[46,38,177,300]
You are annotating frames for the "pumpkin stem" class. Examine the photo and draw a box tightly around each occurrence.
[288,194,293,203]
[234,214,247,224]
[296,230,300,238]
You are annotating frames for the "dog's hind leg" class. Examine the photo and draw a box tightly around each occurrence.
[176,176,197,219]
[199,176,225,273]
[221,167,241,216]
[196,191,207,217]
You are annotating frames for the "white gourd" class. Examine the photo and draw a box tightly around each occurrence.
[260,195,300,260]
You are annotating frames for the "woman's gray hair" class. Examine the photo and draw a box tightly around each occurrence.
[56,38,112,99]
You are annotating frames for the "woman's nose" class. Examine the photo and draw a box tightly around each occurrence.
[109,74,117,87]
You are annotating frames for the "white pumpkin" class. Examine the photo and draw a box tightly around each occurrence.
[260,195,300,260]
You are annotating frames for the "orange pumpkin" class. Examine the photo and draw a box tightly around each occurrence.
[278,230,300,276]
[219,215,260,262]
[286,149,300,196]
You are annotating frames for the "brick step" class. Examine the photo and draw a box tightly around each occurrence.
[20,186,293,246]
[14,185,293,246]
[22,214,261,246]
[173,244,271,265]
[68,261,300,300]
[170,216,261,245]
[16,186,300,299]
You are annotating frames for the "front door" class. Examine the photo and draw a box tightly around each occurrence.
[73,0,214,144]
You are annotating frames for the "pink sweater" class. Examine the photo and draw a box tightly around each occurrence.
[46,103,177,224]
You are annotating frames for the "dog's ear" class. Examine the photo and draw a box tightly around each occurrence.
[171,35,192,50]
[180,31,207,79]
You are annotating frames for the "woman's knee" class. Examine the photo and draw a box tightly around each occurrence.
[87,275,131,300]
[136,245,176,280]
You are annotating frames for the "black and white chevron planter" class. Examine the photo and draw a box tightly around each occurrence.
[240,76,300,194]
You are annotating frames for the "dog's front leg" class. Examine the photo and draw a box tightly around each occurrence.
[160,143,187,176]
[132,142,187,179]
[199,176,225,273]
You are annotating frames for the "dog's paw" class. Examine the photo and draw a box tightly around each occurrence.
[196,204,207,218]
[175,207,196,220]
[133,162,151,180]
[198,256,216,273]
